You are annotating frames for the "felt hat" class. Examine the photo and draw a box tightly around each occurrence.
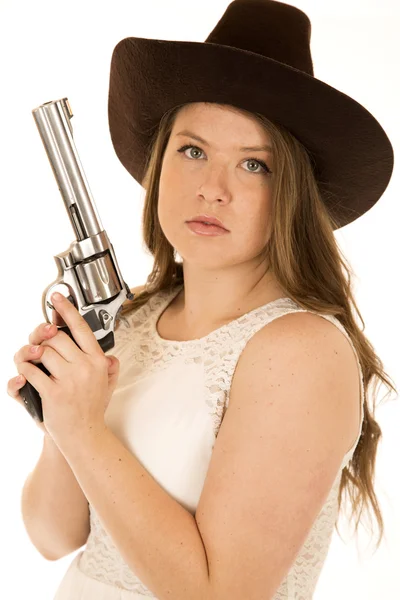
[108,0,394,229]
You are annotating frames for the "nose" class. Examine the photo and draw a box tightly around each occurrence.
[197,165,232,204]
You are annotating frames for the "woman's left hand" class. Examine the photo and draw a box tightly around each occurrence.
[16,292,120,452]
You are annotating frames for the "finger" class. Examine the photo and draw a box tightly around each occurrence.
[16,333,91,380]
[28,322,58,346]
[106,355,119,372]
[50,292,102,358]
[17,359,54,402]
[17,338,70,380]
[7,374,27,400]
[25,342,65,380]
[7,375,48,434]
[13,343,62,381]
[14,344,45,368]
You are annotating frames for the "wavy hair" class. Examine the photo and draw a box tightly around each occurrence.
[118,102,397,552]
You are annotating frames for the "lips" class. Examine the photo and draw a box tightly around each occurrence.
[186,221,228,235]
[187,215,228,231]
[192,220,226,230]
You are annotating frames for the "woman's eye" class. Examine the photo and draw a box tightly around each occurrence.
[177,144,271,174]
[178,144,204,160]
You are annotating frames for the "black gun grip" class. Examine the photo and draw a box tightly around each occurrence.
[19,326,115,424]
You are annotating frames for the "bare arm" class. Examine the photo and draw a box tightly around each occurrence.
[17,284,146,561]
[21,433,90,560]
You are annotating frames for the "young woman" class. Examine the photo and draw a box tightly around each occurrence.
[10,1,396,598]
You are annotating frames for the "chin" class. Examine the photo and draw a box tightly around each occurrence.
[180,250,237,269]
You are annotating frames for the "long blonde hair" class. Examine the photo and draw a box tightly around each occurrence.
[119,102,397,552]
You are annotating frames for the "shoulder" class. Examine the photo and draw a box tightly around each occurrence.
[246,308,357,370]
[230,308,361,448]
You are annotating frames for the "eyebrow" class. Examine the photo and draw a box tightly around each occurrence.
[175,130,273,153]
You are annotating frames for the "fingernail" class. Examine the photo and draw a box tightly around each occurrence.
[44,324,52,331]
[52,292,63,303]
[16,375,24,384]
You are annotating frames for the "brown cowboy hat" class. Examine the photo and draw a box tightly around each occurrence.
[107,0,394,230]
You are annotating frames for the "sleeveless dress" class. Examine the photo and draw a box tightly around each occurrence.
[53,284,365,600]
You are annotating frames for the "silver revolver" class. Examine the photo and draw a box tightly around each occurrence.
[19,98,134,423]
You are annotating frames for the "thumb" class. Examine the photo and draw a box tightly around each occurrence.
[107,356,120,389]
[104,355,120,410]
[107,355,119,371]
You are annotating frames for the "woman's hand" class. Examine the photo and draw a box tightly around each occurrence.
[8,294,119,449]
[8,322,59,435]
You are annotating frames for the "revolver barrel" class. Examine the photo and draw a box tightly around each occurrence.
[32,98,103,240]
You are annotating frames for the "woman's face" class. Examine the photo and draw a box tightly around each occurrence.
[158,102,274,269]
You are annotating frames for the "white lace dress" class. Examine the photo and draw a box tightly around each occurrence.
[53,284,365,600]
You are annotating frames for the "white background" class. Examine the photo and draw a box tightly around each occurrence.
[1,0,399,598]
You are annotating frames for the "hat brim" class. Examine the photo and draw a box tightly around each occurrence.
[108,36,394,229]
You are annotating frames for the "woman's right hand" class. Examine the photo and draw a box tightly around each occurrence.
[8,322,117,436]
[7,322,60,435]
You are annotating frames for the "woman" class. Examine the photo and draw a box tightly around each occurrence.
[10,1,397,598]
